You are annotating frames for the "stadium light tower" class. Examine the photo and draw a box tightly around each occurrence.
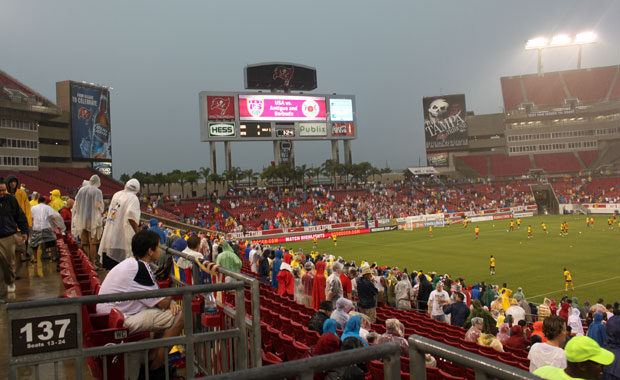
[525,31,596,74]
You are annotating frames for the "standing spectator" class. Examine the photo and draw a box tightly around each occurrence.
[98,179,141,270]
[602,315,620,380]
[538,298,552,322]
[0,181,28,294]
[73,175,105,269]
[5,176,30,264]
[588,313,607,347]
[271,249,283,289]
[312,261,327,310]
[59,198,74,232]
[442,292,470,327]
[148,218,166,244]
[506,298,526,324]
[528,316,568,373]
[215,241,242,273]
[464,300,496,333]
[326,262,343,308]
[302,262,315,307]
[249,244,260,273]
[276,262,294,297]
[340,264,352,299]
[29,196,65,263]
[568,308,585,337]
[258,249,271,284]
[48,189,65,211]
[428,281,450,322]
[357,267,378,323]
[417,273,433,311]
[395,274,412,310]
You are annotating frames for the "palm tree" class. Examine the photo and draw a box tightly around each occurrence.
[164,172,175,197]
[199,167,211,196]
[186,170,200,197]
[170,169,186,198]
[245,169,258,186]
[323,159,341,185]
[261,166,278,188]
[153,172,166,195]
[120,173,131,184]
[369,167,381,182]
[310,167,322,185]
[208,172,223,194]
[132,171,146,193]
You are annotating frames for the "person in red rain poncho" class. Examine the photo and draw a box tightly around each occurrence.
[277,262,295,297]
[312,261,327,310]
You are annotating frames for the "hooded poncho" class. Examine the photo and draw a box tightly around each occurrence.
[98,179,141,264]
[602,315,620,380]
[215,241,242,272]
[567,307,584,336]
[505,325,528,351]
[276,262,294,296]
[312,261,327,310]
[463,299,496,333]
[72,175,104,239]
[341,315,368,346]
[271,250,283,289]
[49,189,65,211]
[587,313,607,346]
[332,298,353,330]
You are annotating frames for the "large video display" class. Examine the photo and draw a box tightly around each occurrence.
[238,95,326,121]
[423,94,469,152]
[70,83,111,160]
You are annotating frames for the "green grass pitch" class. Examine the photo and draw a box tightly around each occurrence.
[289,214,620,305]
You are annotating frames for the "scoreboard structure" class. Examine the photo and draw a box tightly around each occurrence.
[199,91,356,172]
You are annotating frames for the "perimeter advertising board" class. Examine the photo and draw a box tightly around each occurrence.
[423,94,468,152]
[70,83,111,161]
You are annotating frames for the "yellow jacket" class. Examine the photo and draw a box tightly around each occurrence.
[15,189,32,228]
[49,189,65,212]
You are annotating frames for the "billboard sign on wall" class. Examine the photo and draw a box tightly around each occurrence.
[239,95,326,121]
[426,152,449,167]
[331,122,354,137]
[298,123,327,136]
[207,96,235,120]
[423,94,468,152]
[208,122,236,137]
[70,83,111,160]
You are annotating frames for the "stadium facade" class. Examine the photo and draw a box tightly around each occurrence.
[430,64,620,179]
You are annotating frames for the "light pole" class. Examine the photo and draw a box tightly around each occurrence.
[525,32,596,74]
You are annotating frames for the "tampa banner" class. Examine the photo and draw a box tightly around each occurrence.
[423,94,469,152]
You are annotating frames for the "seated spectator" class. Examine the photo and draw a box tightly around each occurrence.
[539,298,552,322]
[478,333,504,352]
[341,315,368,346]
[442,292,470,327]
[366,332,379,345]
[534,336,614,380]
[377,318,409,356]
[497,323,510,346]
[176,235,203,269]
[506,298,526,324]
[528,316,568,373]
[568,308,585,337]
[532,320,547,343]
[314,318,341,380]
[506,325,528,351]
[309,301,334,335]
[603,315,620,380]
[332,297,354,330]
[465,317,484,342]
[96,231,184,372]
[587,313,607,346]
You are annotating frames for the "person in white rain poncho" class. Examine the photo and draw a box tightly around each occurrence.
[72,175,105,269]
[98,179,141,270]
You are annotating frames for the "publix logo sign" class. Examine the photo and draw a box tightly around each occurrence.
[209,122,235,137]
[298,123,327,136]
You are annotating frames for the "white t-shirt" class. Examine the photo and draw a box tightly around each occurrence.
[249,249,259,272]
[96,258,163,316]
[31,203,64,231]
[176,247,203,269]
[528,343,567,372]
[428,289,449,316]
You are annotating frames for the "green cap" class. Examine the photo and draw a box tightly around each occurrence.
[565,336,615,365]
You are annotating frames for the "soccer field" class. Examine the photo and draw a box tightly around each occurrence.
[289,214,620,305]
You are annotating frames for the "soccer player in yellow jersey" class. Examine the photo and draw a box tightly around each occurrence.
[463,220,468,228]
[527,225,532,239]
[517,218,521,229]
[313,237,318,249]
[429,225,433,236]
[590,217,594,229]
[475,226,479,239]
[490,255,495,275]
[509,220,514,232]
[542,222,547,234]
[608,217,613,230]
[564,221,568,236]
[560,223,565,236]
[586,216,590,227]
[332,235,337,247]
[563,267,575,291]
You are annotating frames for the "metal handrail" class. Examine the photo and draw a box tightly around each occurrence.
[162,244,262,367]
[198,341,402,380]
[407,335,542,380]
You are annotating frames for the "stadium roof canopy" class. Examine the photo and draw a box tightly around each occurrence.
[407,167,439,176]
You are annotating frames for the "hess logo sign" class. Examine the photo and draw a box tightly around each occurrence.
[209,123,235,137]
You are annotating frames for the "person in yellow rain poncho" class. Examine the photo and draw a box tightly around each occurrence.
[48,189,65,211]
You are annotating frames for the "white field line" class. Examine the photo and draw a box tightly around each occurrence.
[529,275,620,299]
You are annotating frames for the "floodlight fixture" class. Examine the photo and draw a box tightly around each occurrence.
[575,31,596,44]
[550,34,572,47]
[525,37,548,50]
[525,31,597,73]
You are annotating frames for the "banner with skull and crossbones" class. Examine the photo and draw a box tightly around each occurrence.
[422,94,469,152]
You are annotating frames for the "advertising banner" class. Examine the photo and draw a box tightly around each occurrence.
[329,98,354,121]
[331,122,355,137]
[298,123,327,136]
[93,162,112,177]
[70,83,111,160]
[426,153,449,167]
[207,96,235,120]
[423,94,469,152]
[208,122,236,137]
[238,95,326,121]
[252,228,370,245]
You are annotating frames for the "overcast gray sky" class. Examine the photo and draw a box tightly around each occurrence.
[2,1,620,178]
